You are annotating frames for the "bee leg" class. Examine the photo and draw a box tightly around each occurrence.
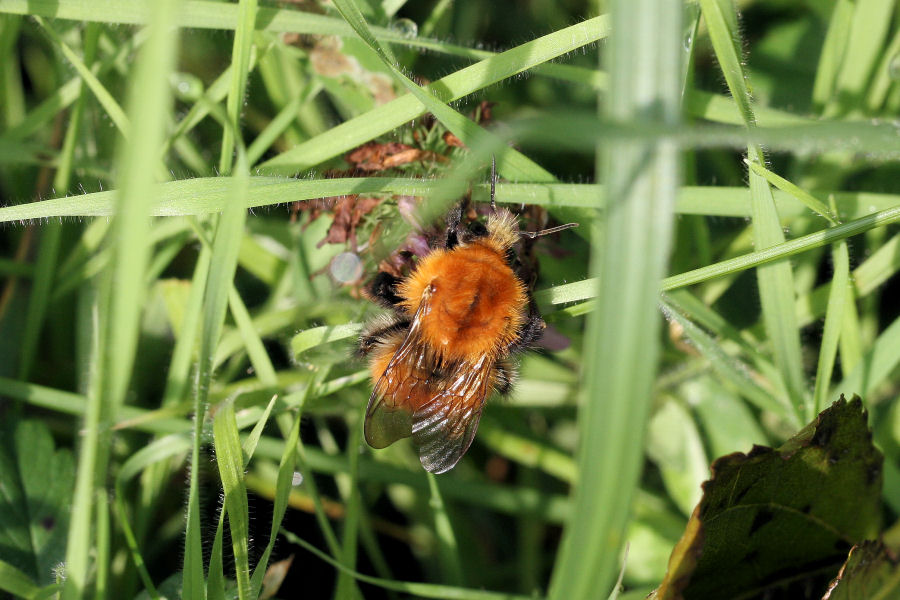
[445,203,462,250]
[509,309,545,353]
[368,271,404,308]
[493,359,517,396]
[357,314,410,357]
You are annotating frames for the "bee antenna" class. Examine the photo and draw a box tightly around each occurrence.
[490,155,497,212]
[520,222,579,239]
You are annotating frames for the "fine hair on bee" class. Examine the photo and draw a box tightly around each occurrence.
[357,158,577,473]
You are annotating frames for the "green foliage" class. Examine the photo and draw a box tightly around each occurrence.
[0,421,73,590]
[3,0,900,599]
[653,396,883,598]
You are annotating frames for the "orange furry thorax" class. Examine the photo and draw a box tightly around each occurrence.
[397,238,526,362]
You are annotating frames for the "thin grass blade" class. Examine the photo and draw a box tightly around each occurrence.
[548,0,681,596]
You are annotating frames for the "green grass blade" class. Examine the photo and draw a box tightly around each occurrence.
[699,0,809,420]
[813,240,850,412]
[219,0,256,175]
[548,0,681,596]
[545,204,900,317]
[34,17,129,138]
[839,287,864,375]
[213,400,251,599]
[835,311,900,404]
[828,0,894,116]
[227,286,278,385]
[292,323,362,357]
[282,530,532,600]
[865,25,900,111]
[206,509,227,600]
[6,175,900,222]
[258,14,608,176]
[248,410,301,598]
[661,296,791,417]
[426,471,463,586]
[0,560,41,599]
[183,162,249,600]
[93,489,110,600]
[335,413,363,600]
[661,206,900,291]
[811,0,853,111]
[60,0,181,596]
[17,24,98,380]
[160,246,209,407]
[243,395,278,461]
[745,161,839,225]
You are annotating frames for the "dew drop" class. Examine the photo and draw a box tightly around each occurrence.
[330,252,363,283]
[292,471,304,486]
[390,18,418,39]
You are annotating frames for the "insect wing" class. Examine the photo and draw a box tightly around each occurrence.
[364,286,493,472]
[412,354,492,474]
[364,294,434,449]
[364,337,420,449]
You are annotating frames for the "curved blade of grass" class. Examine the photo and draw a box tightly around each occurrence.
[281,529,532,600]
[5,174,900,222]
[426,471,464,586]
[866,23,900,111]
[812,0,853,111]
[814,239,850,412]
[248,410,301,598]
[334,412,364,600]
[828,0,894,116]
[796,231,900,327]
[834,311,900,406]
[243,395,278,462]
[213,400,251,599]
[228,248,276,387]
[700,0,808,420]
[206,509,227,600]
[291,323,362,357]
[17,23,98,381]
[183,157,249,599]
[664,289,787,400]
[745,161,839,225]
[542,204,900,313]
[839,287,864,375]
[33,16,129,138]
[218,0,256,175]
[208,396,275,600]
[60,0,181,597]
[0,560,41,599]
[549,0,681,596]
[661,296,791,418]
[258,13,608,177]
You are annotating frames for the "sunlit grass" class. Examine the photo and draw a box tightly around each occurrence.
[2,0,900,599]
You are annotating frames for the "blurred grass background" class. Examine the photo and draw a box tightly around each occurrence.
[2,0,900,598]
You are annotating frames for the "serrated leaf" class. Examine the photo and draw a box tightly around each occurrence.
[0,420,75,586]
[653,396,882,599]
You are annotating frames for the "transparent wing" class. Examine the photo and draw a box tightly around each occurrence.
[364,288,493,473]
[411,354,492,474]
[364,294,436,449]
